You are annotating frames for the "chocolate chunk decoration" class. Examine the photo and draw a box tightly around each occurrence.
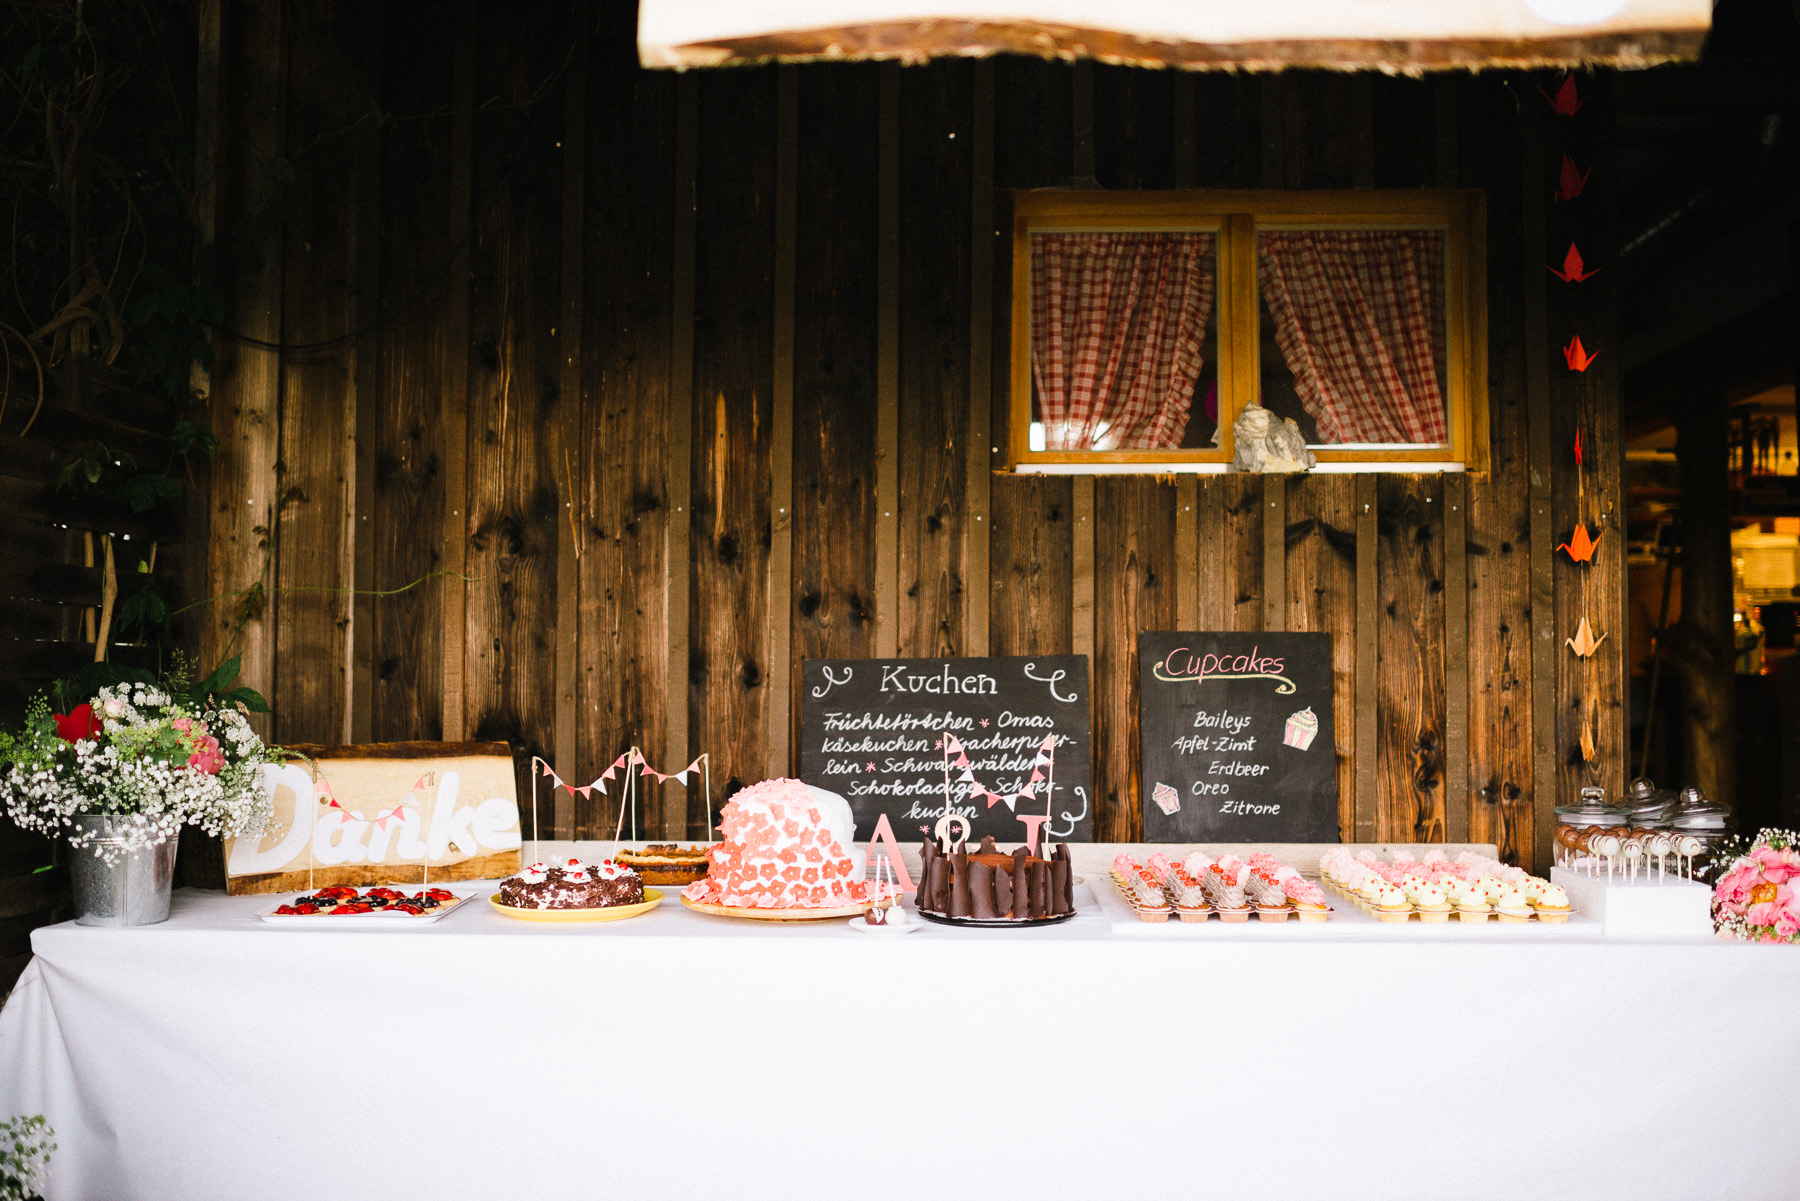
[924,856,950,914]
[978,835,998,857]
[1029,860,1049,918]
[950,850,973,917]
[968,861,998,919]
[993,862,1013,916]
[1051,858,1071,916]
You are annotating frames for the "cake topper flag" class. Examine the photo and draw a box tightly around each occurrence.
[1555,155,1591,202]
[1558,523,1601,563]
[1540,73,1585,117]
[1563,336,1599,372]
[1548,243,1600,283]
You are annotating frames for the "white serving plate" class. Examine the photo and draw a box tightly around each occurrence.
[256,886,480,927]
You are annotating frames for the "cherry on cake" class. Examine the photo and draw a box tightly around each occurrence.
[681,778,897,910]
[496,857,644,910]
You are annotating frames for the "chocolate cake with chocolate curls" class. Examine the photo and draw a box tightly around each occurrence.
[917,836,1075,921]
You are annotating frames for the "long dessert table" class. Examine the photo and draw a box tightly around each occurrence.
[1,843,1794,1201]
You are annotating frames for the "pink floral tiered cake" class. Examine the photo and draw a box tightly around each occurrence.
[681,778,897,910]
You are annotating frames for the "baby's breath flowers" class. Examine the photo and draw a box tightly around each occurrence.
[0,686,284,861]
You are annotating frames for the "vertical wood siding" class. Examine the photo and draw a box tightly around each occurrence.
[203,4,1616,868]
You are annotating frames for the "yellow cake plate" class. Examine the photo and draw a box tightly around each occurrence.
[488,888,664,923]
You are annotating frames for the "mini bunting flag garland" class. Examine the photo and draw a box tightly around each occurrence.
[935,731,1061,854]
[530,749,713,853]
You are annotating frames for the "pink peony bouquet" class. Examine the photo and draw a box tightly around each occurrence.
[1712,829,1800,943]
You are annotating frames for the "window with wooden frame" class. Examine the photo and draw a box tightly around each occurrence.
[1008,190,1487,473]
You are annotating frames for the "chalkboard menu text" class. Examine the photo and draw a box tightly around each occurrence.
[800,657,1093,845]
[1138,632,1339,843]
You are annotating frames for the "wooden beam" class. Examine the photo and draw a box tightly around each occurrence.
[1436,75,1467,844]
[554,6,589,828]
[875,62,900,658]
[349,6,383,744]
[1072,477,1096,662]
[440,0,474,743]
[1354,473,1378,842]
[665,73,698,835]
[1443,472,1469,841]
[766,66,798,778]
[1172,72,1197,190]
[188,0,220,700]
[965,60,994,657]
[1175,476,1199,629]
[1262,475,1285,631]
[1523,97,1557,866]
[1072,60,1095,182]
[1351,77,1374,189]
[1259,75,1283,188]
[1070,60,1098,669]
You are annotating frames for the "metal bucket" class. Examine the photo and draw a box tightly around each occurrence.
[68,815,177,927]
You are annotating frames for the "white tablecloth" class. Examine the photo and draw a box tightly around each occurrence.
[1,878,1794,1201]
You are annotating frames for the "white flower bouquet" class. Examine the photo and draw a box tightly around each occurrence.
[0,667,285,857]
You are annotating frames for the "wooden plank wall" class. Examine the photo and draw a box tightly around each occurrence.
[199,1,1623,871]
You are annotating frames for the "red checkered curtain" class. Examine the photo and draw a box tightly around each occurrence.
[1257,230,1448,445]
[1030,232,1214,450]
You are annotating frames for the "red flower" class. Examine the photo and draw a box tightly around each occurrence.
[53,704,101,743]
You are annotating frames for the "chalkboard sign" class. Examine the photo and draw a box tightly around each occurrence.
[1138,632,1339,843]
[800,657,1093,844]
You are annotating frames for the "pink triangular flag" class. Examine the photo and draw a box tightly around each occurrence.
[1030,769,1045,783]
[954,754,970,769]
[576,786,594,799]
[538,761,556,778]
[1039,734,1056,751]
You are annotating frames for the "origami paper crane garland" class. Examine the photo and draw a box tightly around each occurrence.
[1548,242,1601,283]
[1540,73,1586,117]
[1555,155,1591,202]
[1558,523,1601,563]
[1563,336,1599,372]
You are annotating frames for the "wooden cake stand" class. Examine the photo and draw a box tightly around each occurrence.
[679,894,892,922]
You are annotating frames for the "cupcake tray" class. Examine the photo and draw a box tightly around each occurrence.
[1092,873,1595,937]
[1106,875,1330,925]
[1319,880,1570,924]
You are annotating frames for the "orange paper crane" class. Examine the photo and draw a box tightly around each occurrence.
[1540,74,1586,117]
[1558,523,1601,563]
[1548,243,1601,283]
[1555,155,1591,202]
[1563,336,1599,372]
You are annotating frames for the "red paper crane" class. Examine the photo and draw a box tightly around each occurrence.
[1548,243,1601,283]
[1563,336,1599,372]
[1555,155,1591,202]
[1558,523,1602,563]
[1540,74,1585,116]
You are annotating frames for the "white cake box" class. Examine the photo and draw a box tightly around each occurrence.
[1551,865,1714,939]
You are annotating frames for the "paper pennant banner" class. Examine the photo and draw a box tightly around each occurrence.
[675,770,689,785]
